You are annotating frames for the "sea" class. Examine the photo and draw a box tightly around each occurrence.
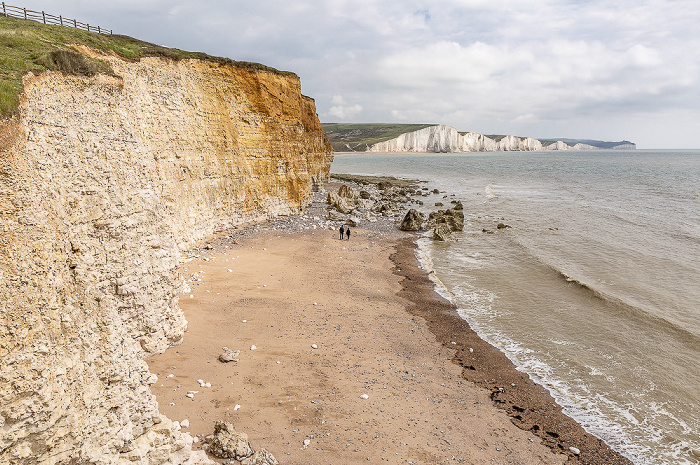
[330,150,700,465]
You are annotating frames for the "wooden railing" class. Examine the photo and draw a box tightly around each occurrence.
[1,2,112,34]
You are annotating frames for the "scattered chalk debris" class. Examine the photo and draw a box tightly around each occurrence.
[360,394,369,399]
[250,345,257,350]
[569,447,581,456]
[234,404,241,411]
[311,344,318,349]
[181,419,190,428]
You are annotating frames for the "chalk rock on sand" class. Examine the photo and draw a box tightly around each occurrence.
[205,421,253,460]
[399,208,425,231]
[205,421,278,465]
[327,191,354,214]
[338,184,359,201]
[219,347,241,363]
[241,449,279,465]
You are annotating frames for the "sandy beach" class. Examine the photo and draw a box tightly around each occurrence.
[147,184,633,465]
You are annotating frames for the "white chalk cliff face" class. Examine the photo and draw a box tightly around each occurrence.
[368,124,596,153]
[0,52,332,465]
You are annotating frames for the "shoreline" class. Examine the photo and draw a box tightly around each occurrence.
[391,237,633,465]
[147,182,633,464]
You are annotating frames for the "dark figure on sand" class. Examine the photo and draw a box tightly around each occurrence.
[339,225,345,240]
[346,227,351,240]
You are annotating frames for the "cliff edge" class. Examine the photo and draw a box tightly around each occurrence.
[0,50,332,464]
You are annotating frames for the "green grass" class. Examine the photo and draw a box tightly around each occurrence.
[0,16,294,117]
[322,123,435,152]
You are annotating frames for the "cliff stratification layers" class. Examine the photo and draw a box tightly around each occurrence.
[0,53,332,464]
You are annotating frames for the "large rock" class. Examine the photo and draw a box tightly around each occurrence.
[205,421,254,460]
[241,449,279,465]
[338,184,359,201]
[428,208,464,232]
[399,209,424,231]
[327,191,354,214]
[432,223,453,241]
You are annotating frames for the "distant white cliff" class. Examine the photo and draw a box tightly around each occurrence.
[368,125,632,153]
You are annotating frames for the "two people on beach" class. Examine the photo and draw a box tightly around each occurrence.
[339,225,351,240]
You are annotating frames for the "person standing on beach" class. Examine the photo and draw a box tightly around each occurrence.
[339,225,345,240]
[346,227,351,240]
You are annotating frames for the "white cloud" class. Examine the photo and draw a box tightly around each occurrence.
[19,0,700,148]
[327,104,363,119]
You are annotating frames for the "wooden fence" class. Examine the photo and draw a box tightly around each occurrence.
[1,2,112,34]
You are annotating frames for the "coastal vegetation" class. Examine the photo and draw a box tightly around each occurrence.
[0,15,293,116]
[323,123,434,152]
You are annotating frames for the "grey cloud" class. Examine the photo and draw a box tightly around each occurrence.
[18,0,700,148]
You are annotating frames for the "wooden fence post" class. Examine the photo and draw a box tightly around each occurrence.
[23,7,26,20]
[2,3,5,17]
[59,15,63,26]
[98,26,100,34]
[42,11,45,24]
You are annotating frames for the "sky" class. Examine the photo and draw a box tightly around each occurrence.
[19,0,700,149]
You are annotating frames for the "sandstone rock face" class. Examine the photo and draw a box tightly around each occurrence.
[0,53,332,464]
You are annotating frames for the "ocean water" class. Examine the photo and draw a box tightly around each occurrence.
[331,150,700,465]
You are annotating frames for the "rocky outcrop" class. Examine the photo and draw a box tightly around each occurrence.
[427,208,465,241]
[0,51,332,464]
[368,124,633,153]
[399,209,424,231]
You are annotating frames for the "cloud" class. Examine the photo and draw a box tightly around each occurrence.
[18,0,700,148]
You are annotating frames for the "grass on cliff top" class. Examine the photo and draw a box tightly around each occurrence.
[0,16,294,116]
[322,123,436,152]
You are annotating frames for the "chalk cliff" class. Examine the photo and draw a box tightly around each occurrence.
[0,52,332,464]
[367,124,630,153]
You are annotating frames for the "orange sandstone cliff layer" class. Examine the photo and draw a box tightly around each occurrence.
[0,53,332,464]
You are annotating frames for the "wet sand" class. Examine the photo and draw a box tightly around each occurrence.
[148,222,632,464]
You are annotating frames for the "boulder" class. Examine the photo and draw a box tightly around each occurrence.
[219,347,240,363]
[377,181,392,190]
[346,217,360,227]
[432,223,452,241]
[399,209,424,231]
[338,184,359,201]
[497,222,510,229]
[453,200,463,210]
[205,421,254,460]
[241,449,279,465]
[428,208,464,232]
[359,190,371,199]
[327,191,354,214]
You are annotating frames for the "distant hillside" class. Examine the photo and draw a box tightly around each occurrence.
[323,123,635,152]
[538,138,636,149]
[322,123,434,152]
